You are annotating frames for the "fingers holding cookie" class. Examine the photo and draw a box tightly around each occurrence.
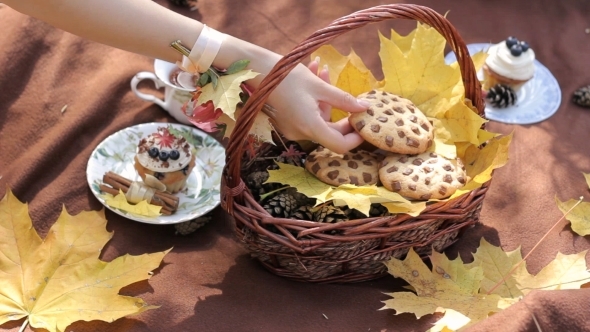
[349,90,434,155]
[301,89,470,202]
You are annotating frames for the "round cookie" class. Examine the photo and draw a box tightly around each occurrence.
[349,90,434,154]
[379,152,468,200]
[305,146,380,187]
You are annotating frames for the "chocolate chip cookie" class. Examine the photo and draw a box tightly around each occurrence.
[305,146,380,187]
[378,152,468,200]
[349,90,434,154]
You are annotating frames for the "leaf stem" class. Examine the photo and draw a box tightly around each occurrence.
[259,186,290,201]
[18,318,28,332]
[486,196,585,295]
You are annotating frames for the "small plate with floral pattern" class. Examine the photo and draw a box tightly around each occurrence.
[445,43,562,125]
[86,122,225,224]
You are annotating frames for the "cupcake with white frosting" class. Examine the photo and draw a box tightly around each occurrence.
[482,36,535,92]
[133,127,196,193]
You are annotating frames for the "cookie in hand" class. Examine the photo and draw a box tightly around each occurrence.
[349,90,434,154]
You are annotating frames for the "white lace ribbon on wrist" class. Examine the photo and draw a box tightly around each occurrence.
[180,25,226,74]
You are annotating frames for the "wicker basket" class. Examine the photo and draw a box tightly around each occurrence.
[221,4,487,283]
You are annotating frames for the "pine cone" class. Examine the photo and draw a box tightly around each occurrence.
[369,203,391,217]
[174,215,211,235]
[290,205,313,220]
[314,205,348,224]
[282,187,315,207]
[262,193,298,218]
[573,85,590,107]
[241,141,283,174]
[486,84,516,108]
[342,206,366,220]
[245,171,282,200]
[245,171,269,193]
[314,205,348,235]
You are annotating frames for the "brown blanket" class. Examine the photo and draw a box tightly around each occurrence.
[2,0,590,331]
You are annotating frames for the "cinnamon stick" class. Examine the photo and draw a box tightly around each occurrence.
[102,172,179,209]
[100,172,180,213]
[98,184,173,215]
[102,175,178,210]
[106,172,179,203]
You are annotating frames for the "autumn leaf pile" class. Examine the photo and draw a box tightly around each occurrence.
[0,190,169,332]
[262,23,512,217]
[182,59,274,142]
[380,172,590,331]
[383,239,590,331]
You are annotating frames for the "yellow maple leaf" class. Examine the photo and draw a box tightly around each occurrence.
[428,309,471,332]
[103,190,162,217]
[0,190,169,332]
[382,248,503,324]
[464,238,528,298]
[381,200,426,217]
[435,101,487,147]
[220,106,274,143]
[330,184,421,216]
[556,197,590,236]
[378,24,488,157]
[383,238,590,331]
[329,184,378,216]
[196,70,259,120]
[556,173,590,236]
[451,133,513,199]
[380,26,457,110]
[267,163,332,203]
[311,46,380,122]
[515,251,590,293]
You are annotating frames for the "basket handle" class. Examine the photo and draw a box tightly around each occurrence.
[223,4,483,205]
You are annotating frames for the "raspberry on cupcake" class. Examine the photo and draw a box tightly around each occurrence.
[133,127,196,193]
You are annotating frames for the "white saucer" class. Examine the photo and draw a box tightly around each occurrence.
[445,43,562,125]
[86,123,225,224]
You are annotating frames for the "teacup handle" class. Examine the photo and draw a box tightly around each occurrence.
[130,72,167,109]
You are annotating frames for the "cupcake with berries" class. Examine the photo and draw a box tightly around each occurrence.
[133,127,196,193]
[482,36,535,92]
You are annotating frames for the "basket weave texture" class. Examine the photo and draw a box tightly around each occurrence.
[221,4,487,283]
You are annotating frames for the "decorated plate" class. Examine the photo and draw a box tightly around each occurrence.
[445,43,562,125]
[86,122,225,224]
